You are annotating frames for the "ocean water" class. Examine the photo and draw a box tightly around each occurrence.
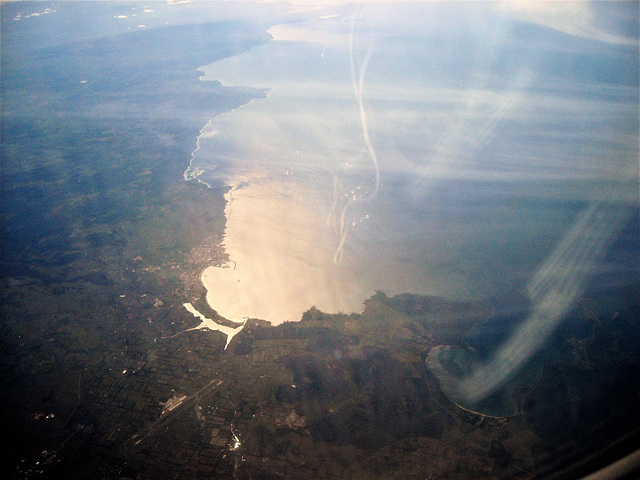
[184,5,638,326]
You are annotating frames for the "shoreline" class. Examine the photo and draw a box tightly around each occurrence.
[425,346,517,419]
[182,90,271,190]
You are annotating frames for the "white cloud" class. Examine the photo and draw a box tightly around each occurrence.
[500,1,637,46]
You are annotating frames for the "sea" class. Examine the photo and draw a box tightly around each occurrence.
[183,4,638,328]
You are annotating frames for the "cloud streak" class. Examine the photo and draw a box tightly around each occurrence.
[500,1,638,46]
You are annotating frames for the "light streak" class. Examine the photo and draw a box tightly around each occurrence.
[452,199,632,404]
[330,6,381,265]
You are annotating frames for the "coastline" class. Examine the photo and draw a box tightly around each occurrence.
[183,119,215,188]
[182,90,270,189]
[425,345,518,418]
[196,180,374,325]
